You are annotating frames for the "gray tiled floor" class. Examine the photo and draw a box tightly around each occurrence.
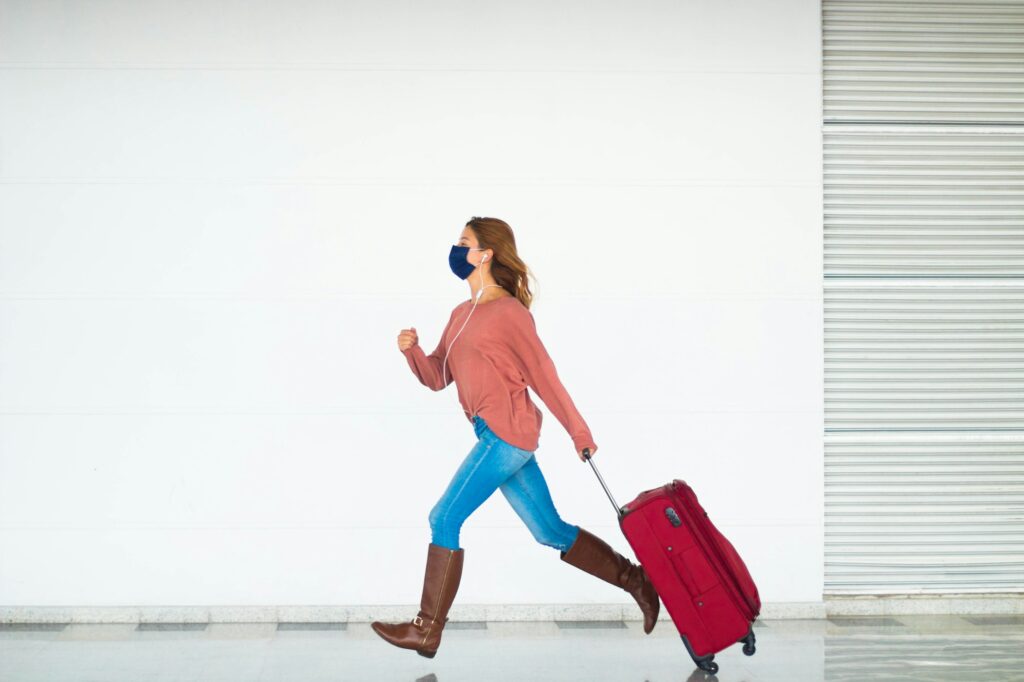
[1,615,1023,681]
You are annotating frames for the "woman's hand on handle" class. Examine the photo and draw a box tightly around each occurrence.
[398,327,419,352]
[578,445,597,462]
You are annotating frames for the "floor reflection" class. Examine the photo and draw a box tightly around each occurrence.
[1,614,1022,681]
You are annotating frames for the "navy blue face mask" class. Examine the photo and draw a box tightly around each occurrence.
[449,244,487,280]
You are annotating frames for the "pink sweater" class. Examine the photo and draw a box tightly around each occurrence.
[402,295,597,454]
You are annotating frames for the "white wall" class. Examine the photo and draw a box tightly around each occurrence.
[0,0,823,615]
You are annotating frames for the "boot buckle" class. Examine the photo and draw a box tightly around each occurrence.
[412,615,424,627]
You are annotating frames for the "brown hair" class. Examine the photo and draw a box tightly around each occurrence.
[465,216,536,310]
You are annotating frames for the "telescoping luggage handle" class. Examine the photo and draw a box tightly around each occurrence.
[582,447,625,519]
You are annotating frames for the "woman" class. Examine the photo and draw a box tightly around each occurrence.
[371,217,659,658]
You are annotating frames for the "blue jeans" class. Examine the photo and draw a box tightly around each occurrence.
[428,415,581,552]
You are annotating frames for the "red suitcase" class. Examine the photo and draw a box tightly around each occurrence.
[582,448,760,675]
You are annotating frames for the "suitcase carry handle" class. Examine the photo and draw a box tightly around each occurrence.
[582,447,624,519]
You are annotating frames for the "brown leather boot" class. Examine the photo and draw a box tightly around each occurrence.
[560,527,660,634]
[371,543,464,658]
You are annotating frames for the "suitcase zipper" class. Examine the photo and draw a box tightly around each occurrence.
[688,494,758,619]
[670,482,757,621]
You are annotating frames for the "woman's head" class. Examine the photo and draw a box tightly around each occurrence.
[458,216,535,310]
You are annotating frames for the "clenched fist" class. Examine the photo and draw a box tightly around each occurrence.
[398,326,419,352]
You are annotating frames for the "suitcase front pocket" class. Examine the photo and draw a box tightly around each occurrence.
[677,546,719,594]
[668,543,718,597]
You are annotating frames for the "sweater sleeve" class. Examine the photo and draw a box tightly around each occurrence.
[402,308,458,391]
[507,308,597,454]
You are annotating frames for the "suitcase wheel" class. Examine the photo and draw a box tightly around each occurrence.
[697,656,718,674]
[741,625,757,656]
[680,634,719,674]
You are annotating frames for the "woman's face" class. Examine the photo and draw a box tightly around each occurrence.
[458,228,490,268]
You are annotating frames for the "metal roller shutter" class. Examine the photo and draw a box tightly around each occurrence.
[823,0,1024,594]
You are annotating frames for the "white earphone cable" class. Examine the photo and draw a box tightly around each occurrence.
[442,251,502,415]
